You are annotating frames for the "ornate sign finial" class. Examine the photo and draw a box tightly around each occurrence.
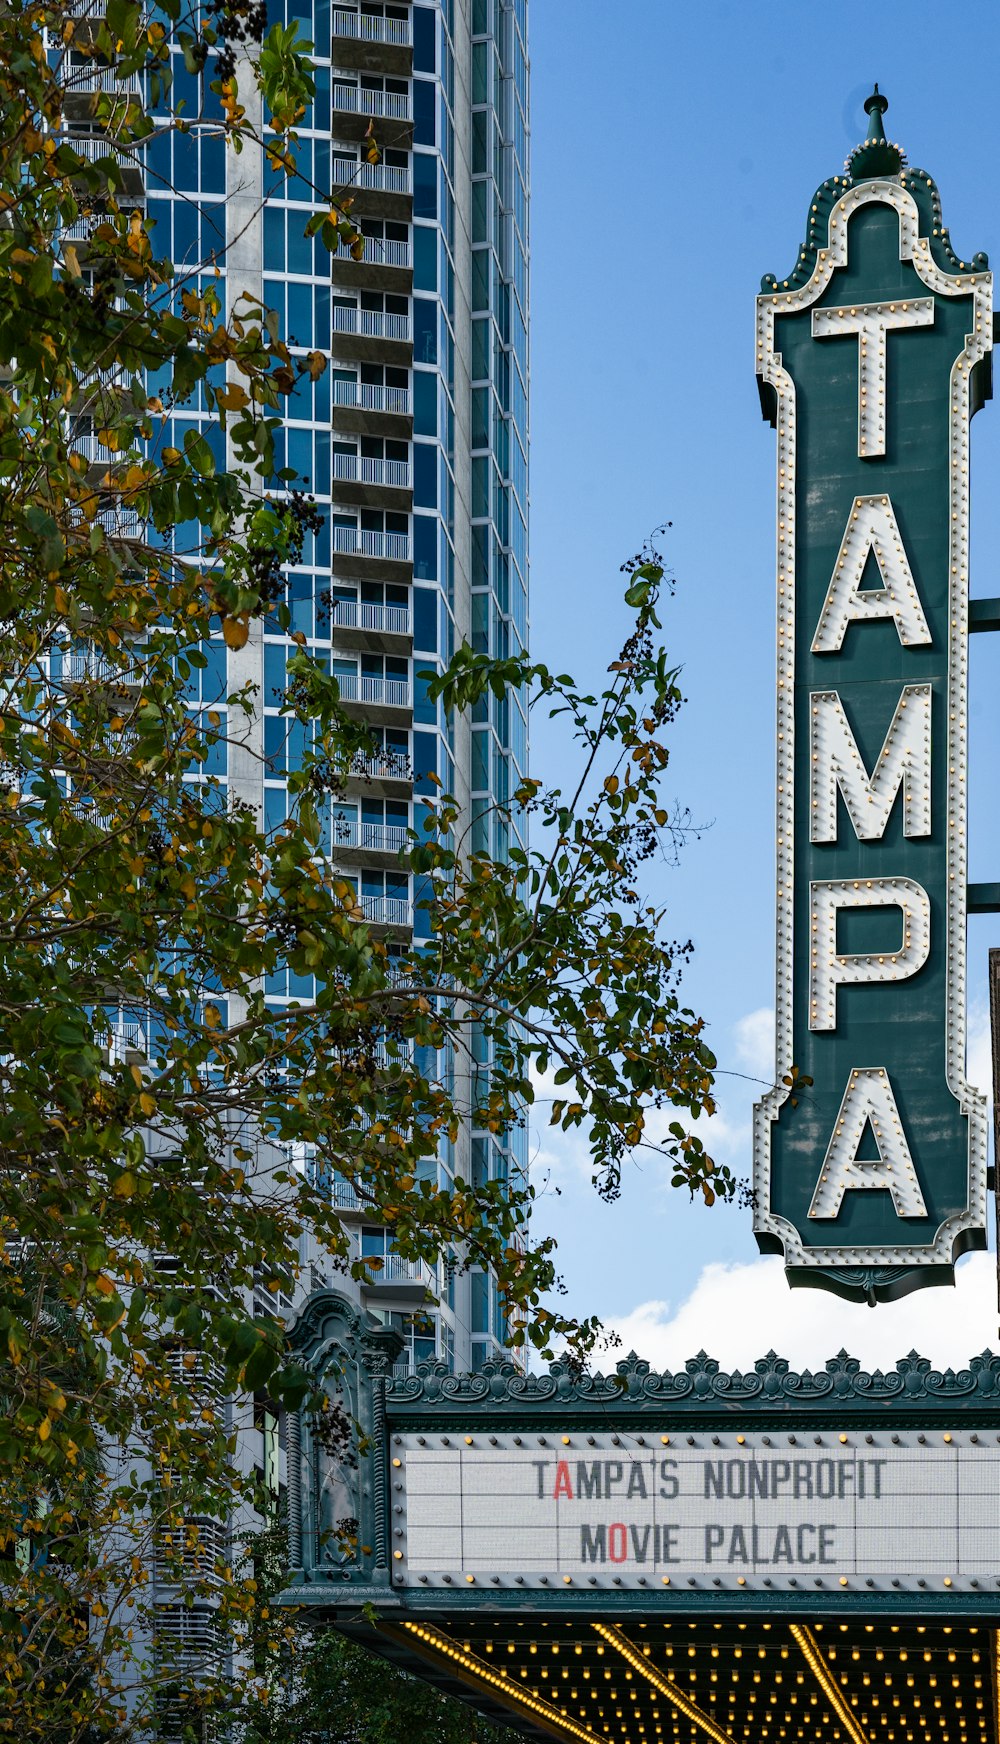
[849,84,904,179]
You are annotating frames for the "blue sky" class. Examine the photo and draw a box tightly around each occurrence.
[524,1,1000,1369]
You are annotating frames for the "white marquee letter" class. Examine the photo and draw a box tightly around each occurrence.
[809,1067,927,1219]
[812,299,934,458]
[810,684,932,843]
[812,495,932,653]
[809,876,931,1032]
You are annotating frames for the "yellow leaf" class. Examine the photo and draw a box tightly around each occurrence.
[162,446,182,466]
[129,1063,143,1088]
[38,1417,51,1442]
[112,1171,137,1198]
[304,351,328,381]
[94,1274,115,1296]
[203,1003,221,1030]
[139,1093,156,1116]
[222,615,249,651]
[62,243,81,278]
[216,383,249,412]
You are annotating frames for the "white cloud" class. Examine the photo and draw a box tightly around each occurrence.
[731,1006,775,1082]
[599,1253,999,1374]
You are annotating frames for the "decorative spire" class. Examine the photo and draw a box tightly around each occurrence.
[847,84,905,180]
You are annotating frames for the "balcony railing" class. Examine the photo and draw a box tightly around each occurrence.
[332,818,409,855]
[332,82,411,121]
[107,1021,145,1062]
[71,428,129,465]
[336,672,411,709]
[362,1251,432,1288]
[331,526,410,562]
[60,204,146,244]
[334,235,411,270]
[332,452,411,491]
[332,8,411,45]
[63,132,143,175]
[333,380,410,416]
[61,649,142,687]
[98,505,143,541]
[349,747,409,781]
[332,159,411,197]
[357,892,411,927]
[333,305,411,343]
[331,597,411,635]
[66,64,141,96]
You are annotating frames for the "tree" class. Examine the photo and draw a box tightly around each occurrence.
[0,0,732,1735]
[243,1631,526,1744]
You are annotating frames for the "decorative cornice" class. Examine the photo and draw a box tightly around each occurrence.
[385,1347,1000,1415]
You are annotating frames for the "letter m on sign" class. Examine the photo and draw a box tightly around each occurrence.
[752,107,991,1302]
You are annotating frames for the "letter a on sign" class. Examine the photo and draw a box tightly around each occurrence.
[752,90,989,1301]
[812,496,932,654]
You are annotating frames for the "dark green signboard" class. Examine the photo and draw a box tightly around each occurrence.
[753,92,991,1301]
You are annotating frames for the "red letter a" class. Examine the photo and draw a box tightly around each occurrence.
[553,1460,574,1500]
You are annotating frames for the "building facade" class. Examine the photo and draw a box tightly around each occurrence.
[133,0,530,1367]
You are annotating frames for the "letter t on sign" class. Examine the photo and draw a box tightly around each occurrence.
[812,299,934,457]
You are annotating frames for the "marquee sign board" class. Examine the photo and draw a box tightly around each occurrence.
[396,1430,1000,1594]
[753,94,992,1301]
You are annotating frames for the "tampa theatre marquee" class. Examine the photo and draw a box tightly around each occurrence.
[752,87,993,1303]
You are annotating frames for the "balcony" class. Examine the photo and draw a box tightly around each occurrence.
[332,526,410,563]
[331,597,411,636]
[332,453,410,493]
[61,649,142,687]
[332,82,411,122]
[336,672,411,711]
[349,747,410,784]
[71,427,130,467]
[360,1249,434,1307]
[333,305,411,345]
[333,379,410,416]
[333,818,409,856]
[339,159,411,197]
[66,64,141,97]
[358,892,410,928]
[97,504,143,541]
[333,234,411,271]
[332,8,410,46]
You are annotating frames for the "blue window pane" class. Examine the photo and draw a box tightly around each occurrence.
[413,730,437,795]
[414,151,437,221]
[287,281,313,346]
[414,442,437,509]
[413,515,437,581]
[264,205,284,270]
[414,225,437,292]
[264,641,288,701]
[414,297,437,366]
[414,79,436,147]
[413,4,436,73]
[288,214,313,276]
[414,370,437,437]
[201,135,225,194]
[414,586,437,653]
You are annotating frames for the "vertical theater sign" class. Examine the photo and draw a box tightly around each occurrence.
[753,90,993,1300]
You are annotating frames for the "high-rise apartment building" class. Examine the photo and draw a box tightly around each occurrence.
[119,0,530,1375]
